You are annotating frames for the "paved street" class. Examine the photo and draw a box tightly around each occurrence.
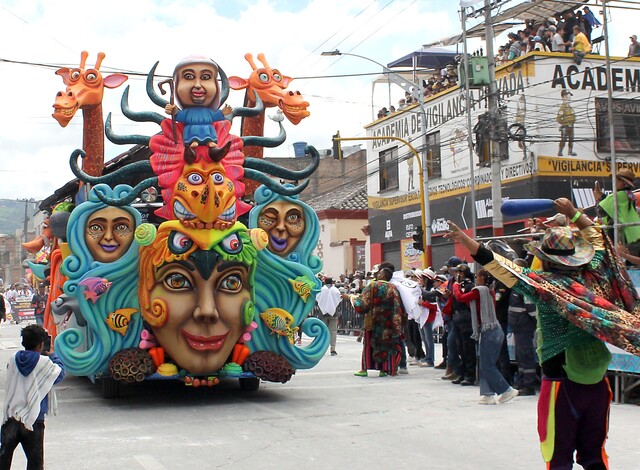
[1,322,639,469]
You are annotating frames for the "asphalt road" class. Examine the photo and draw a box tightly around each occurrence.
[1,322,639,470]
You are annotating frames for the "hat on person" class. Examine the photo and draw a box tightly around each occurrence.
[435,274,448,283]
[542,213,568,227]
[439,265,449,274]
[446,256,463,268]
[420,268,436,280]
[548,25,556,32]
[508,32,519,40]
[561,90,573,97]
[524,226,595,267]
[616,168,636,188]
[534,36,542,42]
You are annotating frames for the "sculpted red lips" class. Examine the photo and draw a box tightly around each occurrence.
[182,330,228,351]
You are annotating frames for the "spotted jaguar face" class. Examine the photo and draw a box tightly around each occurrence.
[172,160,237,229]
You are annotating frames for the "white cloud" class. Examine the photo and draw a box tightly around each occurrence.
[0,0,637,201]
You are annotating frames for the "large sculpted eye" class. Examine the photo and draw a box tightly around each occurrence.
[273,72,282,82]
[187,173,204,185]
[220,233,242,254]
[164,273,192,290]
[85,70,98,82]
[219,274,242,293]
[258,72,269,83]
[212,172,224,185]
[168,230,194,255]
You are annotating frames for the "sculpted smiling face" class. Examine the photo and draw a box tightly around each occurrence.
[257,201,305,256]
[140,226,256,374]
[176,63,219,108]
[84,207,134,262]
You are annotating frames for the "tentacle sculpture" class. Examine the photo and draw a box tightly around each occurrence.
[105,114,153,146]
[70,149,153,185]
[229,91,264,118]
[241,119,285,148]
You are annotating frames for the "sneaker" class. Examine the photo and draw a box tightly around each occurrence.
[498,387,519,403]
[569,152,577,156]
[354,371,368,377]
[451,377,464,384]
[434,361,447,370]
[330,351,337,356]
[397,367,409,375]
[479,395,497,405]
[420,362,434,367]
[409,360,422,366]
[441,373,458,381]
[516,386,536,396]
[460,378,475,386]
[379,371,388,377]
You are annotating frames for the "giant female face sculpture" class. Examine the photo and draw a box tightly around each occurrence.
[139,221,259,374]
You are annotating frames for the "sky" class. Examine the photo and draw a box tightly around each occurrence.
[0,0,639,201]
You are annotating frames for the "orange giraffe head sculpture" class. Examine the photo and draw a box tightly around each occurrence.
[228,53,310,161]
[53,51,128,177]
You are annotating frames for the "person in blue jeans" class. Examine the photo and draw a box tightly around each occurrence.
[453,269,519,405]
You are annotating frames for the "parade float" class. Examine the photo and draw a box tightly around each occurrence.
[41,51,328,397]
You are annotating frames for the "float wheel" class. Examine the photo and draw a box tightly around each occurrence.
[239,377,260,392]
[100,377,121,399]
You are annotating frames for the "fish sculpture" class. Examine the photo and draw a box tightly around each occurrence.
[259,308,298,344]
[105,308,138,335]
[79,277,112,303]
[289,276,314,302]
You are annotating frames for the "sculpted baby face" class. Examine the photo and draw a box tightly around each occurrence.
[176,63,219,108]
[84,207,134,263]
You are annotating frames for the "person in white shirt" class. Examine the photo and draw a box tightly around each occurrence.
[316,277,342,356]
[552,27,571,52]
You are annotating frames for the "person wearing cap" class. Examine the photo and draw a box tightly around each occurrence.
[582,6,601,29]
[447,263,477,386]
[629,35,640,57]
[507,33,521,60]
[571,25,591,65]
[445,197,640,469]
[595,168,640,253]
[533,36,549,52]
[316,277,342,356]
[557,89,576,157]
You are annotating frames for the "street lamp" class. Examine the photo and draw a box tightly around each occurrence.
[321,49,433,266]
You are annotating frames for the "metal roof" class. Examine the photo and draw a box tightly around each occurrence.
[424,0,590,47]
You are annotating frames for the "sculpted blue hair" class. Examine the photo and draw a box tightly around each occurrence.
[247,185,328,369]
[56,184,143,376]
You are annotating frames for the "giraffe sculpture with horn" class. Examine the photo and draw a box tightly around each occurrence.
[52,51,128,177]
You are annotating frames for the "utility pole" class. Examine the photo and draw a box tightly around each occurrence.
[601,0,619,246]
[484,0,504,236]
[461,6,477,240]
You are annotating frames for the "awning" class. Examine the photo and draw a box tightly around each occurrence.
[387,47,459,69]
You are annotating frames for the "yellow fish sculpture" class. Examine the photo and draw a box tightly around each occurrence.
[289,276,314,302]
[105,308,138,335]
[260,308,299,344]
